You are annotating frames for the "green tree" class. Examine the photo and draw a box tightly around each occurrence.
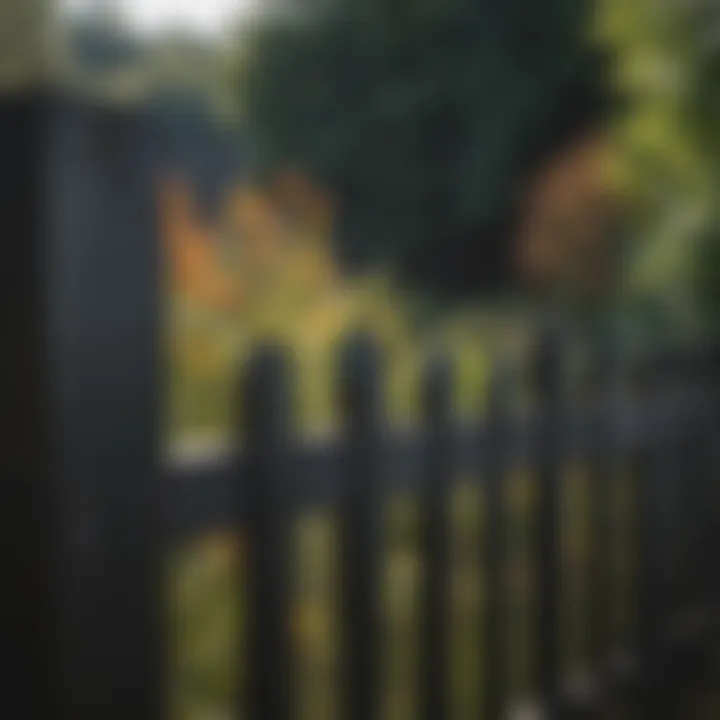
[237,0,614,300]
[596,0,720,327]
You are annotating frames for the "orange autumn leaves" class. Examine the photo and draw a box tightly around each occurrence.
[517,131,619,294]
[163,140,619,311]
[164,168,429,436]
[160,169,337,317]
[160,177,238,312]
[164,170,353,435]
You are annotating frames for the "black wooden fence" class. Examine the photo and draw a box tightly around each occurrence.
[166,329,719,720]
[5,96,720,720]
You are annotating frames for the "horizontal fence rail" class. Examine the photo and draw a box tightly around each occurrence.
[165,395,701,542]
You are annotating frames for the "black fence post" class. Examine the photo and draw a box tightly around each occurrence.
[3,94,163,720]
[483,365,511,720]
[419,356,454,720]
[2,91,58,720]
[532,321,564,717]
[239,346,294,720]
[338,333,384,720]
[0,90,57,719]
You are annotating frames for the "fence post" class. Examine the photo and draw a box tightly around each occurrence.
[532,320,564,716]
[2,90,57,720]
[338,333,384,720]
[483,365,511,720]
[3,94,163,720]
[239,346,294,720]
[419,356,454,720]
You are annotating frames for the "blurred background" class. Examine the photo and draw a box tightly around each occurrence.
[39,0,720,440]
[9,0,720,718]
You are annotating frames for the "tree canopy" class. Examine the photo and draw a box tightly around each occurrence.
[237,0,615,300]
[594,0,720,327]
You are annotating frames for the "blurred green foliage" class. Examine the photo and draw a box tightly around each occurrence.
[596,0,720,325]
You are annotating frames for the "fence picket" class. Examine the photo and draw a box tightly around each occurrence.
[633,354,677,720]
[532,322,564,714]
[483,366,511,720]
[338,334,384,720]
[239,346,294,720]
[587,339,617,675]
[419,356,454,720]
